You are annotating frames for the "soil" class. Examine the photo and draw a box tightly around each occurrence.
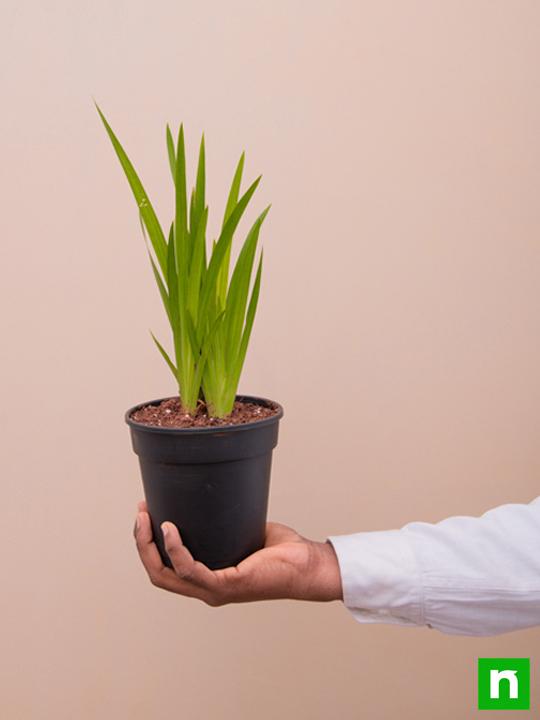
[130,397,280,429]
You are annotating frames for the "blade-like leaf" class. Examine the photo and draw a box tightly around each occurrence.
[189,189,196,242]
[228,250,263,402]
[217,152,245,304]
[173,129,197,409]
[191,134,205,239]
[187,207,208,322]
[174,124,189,275]
[166,225,181,385]
[139,213,171,323]
[216,247,231,308]
[150,332,178,380]
[224,206,270,366]
[166,124,176,180]
[149,253,171,324]
[199,175,261,323]
[96,104,167,273]
[194,310,226,409]
[185,310,201,359]
[222,152,244,227]
[166,224,178,326]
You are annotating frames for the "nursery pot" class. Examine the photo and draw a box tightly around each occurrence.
[126,395,283,570]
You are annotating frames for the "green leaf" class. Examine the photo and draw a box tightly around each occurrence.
[222,152,244,227]
[228,250,263,404]
[149,253,170,324]
[199,175,261,324]
[187,207,208,322]
[191,134,205,239]
[185,310,201,359]
[173,125,195,408]
[224,206,269,368]
[166,225,181,387]
[96,103,167,273]
[189,189,196,241]
[194,310,226,410]
[139,213,170,323]
[150,332,177,380]
[166,224,179,328]
[166,124,176,180]
[217,152,245,304]
[174,124,189,275]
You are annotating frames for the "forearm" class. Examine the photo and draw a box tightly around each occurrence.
[328,496,540,636]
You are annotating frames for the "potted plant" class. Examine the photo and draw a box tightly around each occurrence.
[97,106,283,570]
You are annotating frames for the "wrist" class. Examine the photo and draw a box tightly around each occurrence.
[301,539,343,602]
[321,540,343,601]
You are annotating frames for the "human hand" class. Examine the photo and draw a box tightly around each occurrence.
[134,501,343,606]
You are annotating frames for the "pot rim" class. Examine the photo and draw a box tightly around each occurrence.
[125,394,284,435]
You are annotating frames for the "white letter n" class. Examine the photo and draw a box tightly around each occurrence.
[490,669,519,699]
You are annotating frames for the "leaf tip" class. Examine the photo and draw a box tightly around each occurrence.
[260,204,272,222]
[94,100,105,120]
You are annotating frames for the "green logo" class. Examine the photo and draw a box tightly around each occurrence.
[478,658,530,710]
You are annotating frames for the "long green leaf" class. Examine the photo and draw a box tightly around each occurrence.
[174,125,193,408]
[166,224,181,387]
[185,310,201,360]
[217,152,245,304]
[149,253,170,324]
[96,104,167,273]
[139,213,171,323]
[228,250,263,405]
[174,124,189,274]
[150,332,177,380]
[191,134,205,240]
[187,207,208,322]
[198,175,261,324]
[222,152,244,227]
[166,224,178,325]
[189,189,196,242]
[194,310,226,414]
[224,206,270,367]
[166,124,176,180]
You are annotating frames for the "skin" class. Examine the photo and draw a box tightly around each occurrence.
[134,501,343,606]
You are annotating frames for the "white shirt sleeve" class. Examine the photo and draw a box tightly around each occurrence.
[327,496,540,636]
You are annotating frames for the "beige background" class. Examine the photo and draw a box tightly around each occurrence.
[1,1,539,718]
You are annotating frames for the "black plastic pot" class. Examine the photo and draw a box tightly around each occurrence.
[126,395,283,570]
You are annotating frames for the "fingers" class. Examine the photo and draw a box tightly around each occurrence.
[133,503,257,605]
[134,510,167,580]
[133,511,306,604]
[134,508,227,603]
[133,502,309,605]
[134,511,209,601]
[161,522,219,590]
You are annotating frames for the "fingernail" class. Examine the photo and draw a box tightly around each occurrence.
[161,523,169,538]
[133,517,139,538]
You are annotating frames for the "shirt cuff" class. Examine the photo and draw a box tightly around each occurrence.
[327,529,425,628]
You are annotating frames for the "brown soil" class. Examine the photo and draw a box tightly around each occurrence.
[130,397,280,429]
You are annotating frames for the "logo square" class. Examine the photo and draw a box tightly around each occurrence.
[478,658,530,710]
